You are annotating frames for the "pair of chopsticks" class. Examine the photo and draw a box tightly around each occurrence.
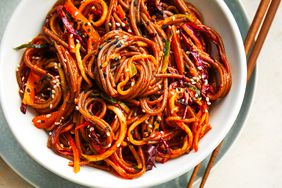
[187,0,281,187]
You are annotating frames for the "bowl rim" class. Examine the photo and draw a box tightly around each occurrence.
[0,0,247,187]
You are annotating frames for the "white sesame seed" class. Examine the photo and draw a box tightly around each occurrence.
[123,36,128,39]
[131,82,135,86]
[206,97,210,102]
[191,81,196,84]
[51,94,55,99]
[172,16,175,21]
[117,143,121,147]
[160,131,164,134]
[75,106,79,110]
[145,120,149,124]
[16,67,19,71]
[106,132,110,136]
[107,143,112,148]
[36,120,41,123]
[55,122,60,125]
[21,76,25,81]
[63,58,67,62]
[60,144,64,147]
[204,80,208,85]
[70,34,73,38]
[121,40,125,44]
[115,35,119,38]
[76,39,80,43]
[148,124,153,128]
[91,6,96,10]
[116,22,121,27]
[207,101,211,105]
[74,11,78,16]
[198,66,202,70]
[49,104,53,109]
[157,116,162,121]
[46,114,51,118]
[128,29,132,32]
[142,109,145,113]
[158,84,161,89]
[195,93,199,97]
[87,22,91,26]
[49,132,52,135]
[19,90,24,94]
[51,90,55,94]
[121,22,126,27]
[108,22,112,27]
[70,45,74,49]
[88,134,91,138]
[89,127,94,132]
[205,109,208,113]
[134,112,137,116]
[176,30,180,34]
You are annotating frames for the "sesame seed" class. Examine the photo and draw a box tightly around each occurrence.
[205,109,208,113]
[121,22,126,27]
[204,80,208,85]
[148,124,153,128]
[206,97,210,102]
[207,101,211,105]
[51,94,55,99]
[36,120,41,123]
[70,45,74,49]
[88,134,91,138]
[116,22,121,27]
[19,90,24,94]
[195,93,199,97]
[123,36,128,39]
[107,143,112,148]
[176,30,180,34]
[75,106,79,110]
[51,90,55,94]
[131,82,135,86]
[70,34,73,38]
[134,112,137,116]
[142,109,145,113]
[74,11,78,16]
[117,143,121,147]
[106,132,110,136]
[16,67,19,71]
[46,114,51,118]
[49,104,53,109]
[108,22,112,27]
[55,122,60,125]
[145,120,149,124]
[91,6,96,10]
[60,144,64,147]
[21,76,25,81]
[89,127,94,132]
[157,116,162,121]
[87,22,91,26]
[63,59,67,62]
[49,132,52,135]
[191,81,196,84]
[160,131,164,134]
[198,66,202,70]
[115,35,119,38]
[172,16,175,21]
[128,29,132,32]
[76,39,80,43]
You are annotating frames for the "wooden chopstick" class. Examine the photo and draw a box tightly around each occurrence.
[247,0,281,80]
[187,0,281,187]
[244,0,271,55]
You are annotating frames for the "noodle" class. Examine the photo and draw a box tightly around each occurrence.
[16,0,231,179]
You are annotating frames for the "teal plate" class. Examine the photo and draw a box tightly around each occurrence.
[0,1,255,187]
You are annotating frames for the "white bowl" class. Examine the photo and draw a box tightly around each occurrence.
[0,0,246,187]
